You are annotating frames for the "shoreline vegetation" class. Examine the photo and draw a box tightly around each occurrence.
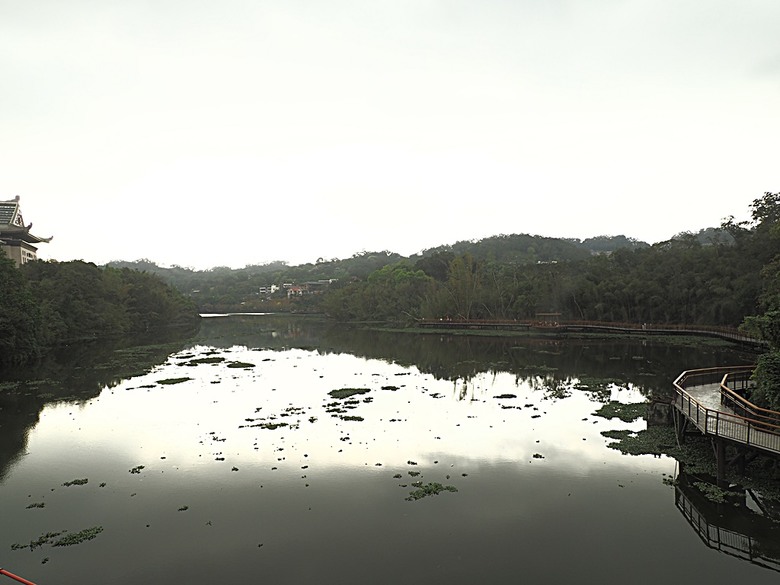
[593,401,780,503]
[0,256,200,365]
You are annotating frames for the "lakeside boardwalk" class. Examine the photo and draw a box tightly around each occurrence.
[416,319,765,347]
[673,368,780,459]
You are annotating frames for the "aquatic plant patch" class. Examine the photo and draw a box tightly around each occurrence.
[11,531,67,551]
[593,401,647,423]
[692,481,739,504]
[405,482,458,501]
[52,526,104,547]
[62,478,88,487]
[259,422,288,430]
[328,388,371,399]
[600,427,676,456]
[11,526,104,551]
[227,361,255,368]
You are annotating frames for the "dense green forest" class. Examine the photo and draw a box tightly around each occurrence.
[0,257,199,364]
[107,212,748,324]
[107,234,668,313]
[321,197,775,327]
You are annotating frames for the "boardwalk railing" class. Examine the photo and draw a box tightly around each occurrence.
[672,367,780,456]
[675,486,780,572]
[0,568,37,585]
[416,319,765,346]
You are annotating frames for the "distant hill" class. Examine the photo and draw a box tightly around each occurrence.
[671,227,736,246]
[413,233,651,264]
[114,227,742,280]
[575,235,649,254]
[105,228,736,311]
[105,232,664,292]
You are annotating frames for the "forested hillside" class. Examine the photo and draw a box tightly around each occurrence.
[99,195,775,337]
[323,194,778,329]
[109,235,654,312]
[0,258,199,364]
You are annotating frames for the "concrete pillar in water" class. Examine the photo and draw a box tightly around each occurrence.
[715,438,726,487]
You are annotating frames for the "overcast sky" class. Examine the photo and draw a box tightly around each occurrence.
[2,1,778,269]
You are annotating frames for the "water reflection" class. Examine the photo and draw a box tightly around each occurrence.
[675,470,780,572]
[0,314,771,585]
[0,315,758,484]
[0,332,195,481]
[198,314,758,399]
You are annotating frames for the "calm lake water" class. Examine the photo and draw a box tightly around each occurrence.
[1,314,777,584]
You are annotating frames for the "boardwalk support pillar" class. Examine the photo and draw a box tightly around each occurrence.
[713,438,727,487]
[673,409,688,446]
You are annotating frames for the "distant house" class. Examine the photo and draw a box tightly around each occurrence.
[0,196,52,266]
[284,279,338,298]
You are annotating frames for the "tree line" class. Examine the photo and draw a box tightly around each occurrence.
[321,192,780,410]
[0,257,199,364]
[321,203,770,327]
[104,196,775,332]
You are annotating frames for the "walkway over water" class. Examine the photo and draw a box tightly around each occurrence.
[417,319,765,347]
[672,367,780,458]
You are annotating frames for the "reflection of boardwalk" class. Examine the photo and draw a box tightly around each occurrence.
[675,481,780,573]
[672,367,780,458]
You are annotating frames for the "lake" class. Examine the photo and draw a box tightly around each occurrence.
[1,314,777,584]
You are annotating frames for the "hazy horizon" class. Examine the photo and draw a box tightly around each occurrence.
[98,228,721,271]
[3,1,777,269]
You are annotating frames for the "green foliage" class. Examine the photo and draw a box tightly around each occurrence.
[88,193,780,337]
[0,258,199,364]
[740,192,780,410]
[0,250,44,361]
[319,195,777,328]
[750,351,780,410]
[592,401,647,423]
[108,252,404,312]
[692,481,735,504]
[322,261,434,323]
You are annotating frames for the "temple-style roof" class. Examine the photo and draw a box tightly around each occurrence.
[0,196,52,244]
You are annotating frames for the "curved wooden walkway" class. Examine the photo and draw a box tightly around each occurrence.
[672,366,780,458]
